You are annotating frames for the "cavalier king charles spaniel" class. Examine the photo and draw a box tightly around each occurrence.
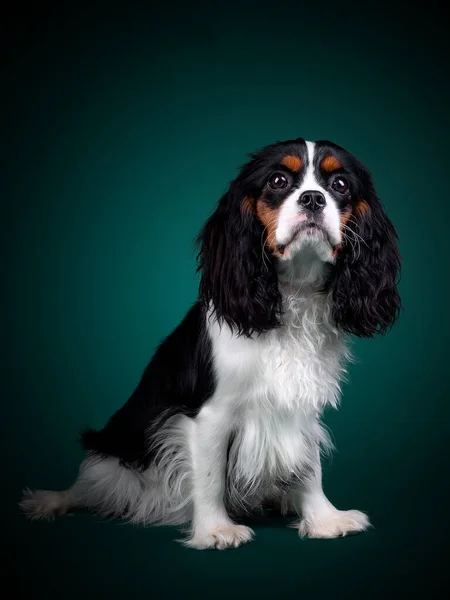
[20,137,401,549]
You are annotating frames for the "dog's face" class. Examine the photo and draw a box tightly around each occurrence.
[242,139,373,263]
[198,137,401,338]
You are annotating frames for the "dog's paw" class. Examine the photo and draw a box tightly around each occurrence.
[297,509,370,539]
[184,523,254,550]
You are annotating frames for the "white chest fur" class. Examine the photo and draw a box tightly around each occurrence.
[208,288,348,412]
[206,286,350,502]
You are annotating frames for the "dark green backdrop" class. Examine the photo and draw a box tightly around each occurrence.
[2,2,449,598]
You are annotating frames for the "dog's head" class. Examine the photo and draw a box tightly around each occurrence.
[198,138,401,338]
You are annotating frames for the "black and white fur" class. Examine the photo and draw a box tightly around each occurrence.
[20,138,401,549]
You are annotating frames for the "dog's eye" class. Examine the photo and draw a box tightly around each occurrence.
[268,173,289,190]
[331,177,349,194]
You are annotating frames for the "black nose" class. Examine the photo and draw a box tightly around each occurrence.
[298,190,326,212]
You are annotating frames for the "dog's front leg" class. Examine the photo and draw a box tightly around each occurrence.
[184,405,254,550]
[291,445,370,539]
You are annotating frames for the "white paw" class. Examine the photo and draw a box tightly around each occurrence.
[185,523,254,550]
[298,509,370,539]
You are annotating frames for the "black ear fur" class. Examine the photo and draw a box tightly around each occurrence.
[197,183,282,337]
[331,170,402,338]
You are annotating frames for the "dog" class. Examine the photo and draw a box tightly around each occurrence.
[20,137,401,549]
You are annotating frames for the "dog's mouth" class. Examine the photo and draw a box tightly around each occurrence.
[277,222,329,255]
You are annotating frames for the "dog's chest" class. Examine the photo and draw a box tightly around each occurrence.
[210,293,348,411]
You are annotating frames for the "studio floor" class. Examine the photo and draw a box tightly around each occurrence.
[6,493,445,599]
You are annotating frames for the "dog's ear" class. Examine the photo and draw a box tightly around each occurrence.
[331,168,402,337]
[197,182,282,337]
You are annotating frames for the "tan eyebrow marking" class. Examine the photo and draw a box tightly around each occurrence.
[321,155,342,172]
[281,155,303,172]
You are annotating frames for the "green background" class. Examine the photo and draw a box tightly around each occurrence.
[3,2,449,598]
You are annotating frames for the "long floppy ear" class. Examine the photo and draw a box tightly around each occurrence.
[197,182,282,337]
[331,170,402,338]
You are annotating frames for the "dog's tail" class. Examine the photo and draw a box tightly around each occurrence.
[19,488,74,520]
[19,429,104,521]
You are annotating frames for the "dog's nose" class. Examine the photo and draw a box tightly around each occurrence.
[298,191,326,212]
